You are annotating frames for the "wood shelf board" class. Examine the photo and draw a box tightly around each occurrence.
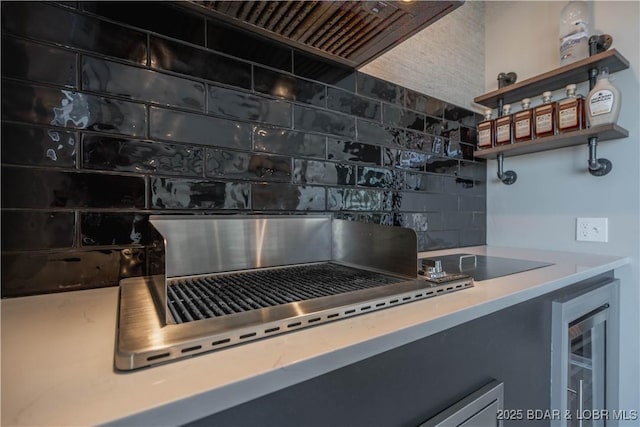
[473,124,628,159]
[474,50,630,109]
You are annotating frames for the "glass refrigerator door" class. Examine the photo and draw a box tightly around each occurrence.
[567,306,608,427]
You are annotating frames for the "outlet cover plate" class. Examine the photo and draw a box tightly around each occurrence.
[576,217,608,242]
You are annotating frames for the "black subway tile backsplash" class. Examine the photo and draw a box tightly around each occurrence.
[208,85,292,127]
[254,66,326,107]
[150,36,251,90]
[81,212,150,246]
[82,134,203,176]
[252,183,325,211]
[149,107,252,149]
[206,149,291,182]
[1,2,484,296]
[1,2,147,65]
[82,1,206,47]
[1,123,77,168]
[82,57,205,111]
[207,20,292,72]
[253,126,326,159]
[2,80,146,136]
[2,211,75,251]
[2,36,77,88]
[1,166,146,209]
[150,177,250,210]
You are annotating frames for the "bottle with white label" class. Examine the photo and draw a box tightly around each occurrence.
[586,67,621,127]
[477,109,495,149]
[495,104,513,146]
[513,98,534,142]
[534,92,557,138]
[557,84,585,133]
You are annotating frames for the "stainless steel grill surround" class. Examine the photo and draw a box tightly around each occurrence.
[115,215,472,371]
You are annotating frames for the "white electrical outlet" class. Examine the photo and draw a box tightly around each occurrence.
[576,218,608,242]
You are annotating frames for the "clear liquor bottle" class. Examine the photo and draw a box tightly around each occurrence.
[534,91,557,138]
[477,109,495,149]
[557,84,585,133]
[495,104,513,146]
[513,98,535,142]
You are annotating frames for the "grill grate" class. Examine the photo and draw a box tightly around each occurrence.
[168,263,404,323]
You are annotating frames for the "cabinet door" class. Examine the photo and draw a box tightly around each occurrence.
[420,380,504,427]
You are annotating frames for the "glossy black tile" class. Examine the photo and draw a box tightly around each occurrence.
[425,135,445,156]
[444,104,478,127]
[395,212,430,232]
[1,211,75,251]
[327,87,381,121]
[1,123,76,168]
[356,73,404,105]
[293,159,355,186]
[150,177,249,209]
[460,228,485,247]
[1,248,144,297]
[459,159,486,181]
[83,57,205,111]
[207,20,292,71]
[405,90,446,117]
[206,150,291,182]
[1,166,145,209]
[443,176,484,196]
[426,156,458,176]
[82,1,205,46]
[150,107,251,150]
[253,126,326,159]
[81,212,150,246]
[396,192,458,212]
[459,195,486,212]
[150,36,251,90]
[424,230,460,250]
[254,67,325,107]
[405,130,426,152]
[2,81,146,137]
[405,172,444,193]
[443,120,460,142]
[208,85,292,128]
[459,126,477,145]
[356,120,403,148]
[382,104,424,131]
[357,166,402,190]
[327,139,382,165]
[2,36,77,88]
[252,183,325,211]
[383,149,429,172]
[82,134,203,176]
[293,52,356,91]
[327,188,383,211]
[440,211,474,230]
[1,2,147,64]
[294,105,355,138]
[425,115,445,136]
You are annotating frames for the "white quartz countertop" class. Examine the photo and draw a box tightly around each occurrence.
[1,246,629,426]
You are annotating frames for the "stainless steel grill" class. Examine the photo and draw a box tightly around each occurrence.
[168,263,404,323]
[115,215,473,371]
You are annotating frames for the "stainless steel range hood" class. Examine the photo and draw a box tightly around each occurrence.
[180,0,463,68]
[115,215,473,371]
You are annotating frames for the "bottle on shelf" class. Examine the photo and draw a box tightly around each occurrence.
[495,104,514,146]
[534,91,557,138]
[513,98,535,143]
[477,109,495,149]
[557,84,586,133]
[559,0,590,66]
[586,67,621,127]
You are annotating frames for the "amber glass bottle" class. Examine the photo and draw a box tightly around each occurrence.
[495,104,513,146]
[533,91,556,138]
[477,109,495,149]
[513,98,535,142]
[557,84,586,133]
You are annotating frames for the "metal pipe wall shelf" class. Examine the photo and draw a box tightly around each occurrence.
[473,49,629,184]
[473,124,629,160]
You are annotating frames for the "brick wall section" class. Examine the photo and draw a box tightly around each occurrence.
[0,2,485,297]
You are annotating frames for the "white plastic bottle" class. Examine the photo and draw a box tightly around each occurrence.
[559,0,590,66]
[586,67,621,127]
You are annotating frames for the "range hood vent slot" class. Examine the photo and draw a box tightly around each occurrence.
[183,0,463,68]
